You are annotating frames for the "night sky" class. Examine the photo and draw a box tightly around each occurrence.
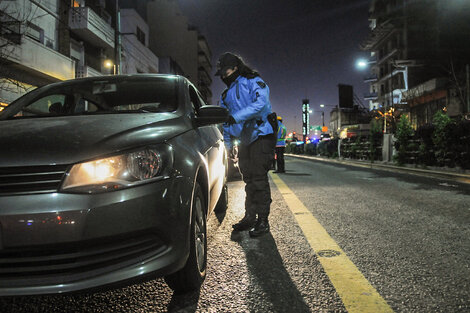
[177,0,371,135]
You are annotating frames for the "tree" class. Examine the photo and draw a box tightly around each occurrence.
[432,111,452,166]
[394,114,414,165]
[369,118,383,162]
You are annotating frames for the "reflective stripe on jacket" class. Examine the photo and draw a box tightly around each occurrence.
[220,75,274,149]
[276,121,287,147]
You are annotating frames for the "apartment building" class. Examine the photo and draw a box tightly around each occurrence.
[0,0,161,108]
[144,0,213,103]
[67,0,118,76]
[0,0,75,105]
[197,35,212,103]
[361,0,470,128]
[120,8,158,74]
[361,0,410,112]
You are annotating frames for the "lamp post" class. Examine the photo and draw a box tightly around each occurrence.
[114,0,121,75]
[104,59,115,74]
[318,103,337,132]
[319,104,326,127]
[356,59,368,70]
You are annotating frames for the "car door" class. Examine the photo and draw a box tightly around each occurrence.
[188,86,225,212]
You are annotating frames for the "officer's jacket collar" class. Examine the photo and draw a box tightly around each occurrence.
[228,75,243,89]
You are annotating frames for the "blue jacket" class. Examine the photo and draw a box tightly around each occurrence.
[276,121,287,147]
[220,75,274,149]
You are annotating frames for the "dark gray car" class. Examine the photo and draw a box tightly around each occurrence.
[0,74,229,296]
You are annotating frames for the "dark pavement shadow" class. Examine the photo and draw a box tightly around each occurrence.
[231,231,311,313]
[214,205,227,224]
[167,289,200,312]
[227,169,243,182]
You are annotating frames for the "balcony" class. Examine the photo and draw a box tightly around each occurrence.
[360,20,396,51]
[377,48,399,66]
[364,74,378,83]
[198,66,212,86]
[364,92,378,101]
[2,36,75,82]
[198,52,211,68]
[69,7,114,50]
[75,65,102,78]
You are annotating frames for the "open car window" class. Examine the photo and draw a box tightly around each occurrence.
[3,77,178,119]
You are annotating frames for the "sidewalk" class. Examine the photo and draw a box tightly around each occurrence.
[285,154,470,185]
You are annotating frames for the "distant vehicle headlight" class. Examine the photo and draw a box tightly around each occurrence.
[61,145,173,193]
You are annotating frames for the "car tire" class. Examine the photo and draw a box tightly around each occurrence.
[214,184,228,213]
[164,182,207,293]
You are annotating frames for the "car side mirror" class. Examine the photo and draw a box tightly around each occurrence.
[195,105,229,126]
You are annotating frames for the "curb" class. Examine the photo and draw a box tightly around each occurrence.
[285,154,470,185]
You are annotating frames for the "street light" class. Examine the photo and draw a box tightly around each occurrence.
[356,58,368,70]
[315,103,339,134]
[104,59,115,74]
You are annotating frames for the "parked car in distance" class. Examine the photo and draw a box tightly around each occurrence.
[0,74,229,296]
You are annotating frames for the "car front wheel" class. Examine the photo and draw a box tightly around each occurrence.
[164,182,207,293]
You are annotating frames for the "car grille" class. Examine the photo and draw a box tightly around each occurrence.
[0,232,166,287]
[0,165,69,195]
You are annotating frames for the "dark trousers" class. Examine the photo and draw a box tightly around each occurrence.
[238,135,275,218]
[275,146,285,172]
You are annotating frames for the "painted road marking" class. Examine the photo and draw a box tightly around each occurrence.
[270,173,394,313]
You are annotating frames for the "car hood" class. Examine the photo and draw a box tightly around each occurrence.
[0,113,190,167]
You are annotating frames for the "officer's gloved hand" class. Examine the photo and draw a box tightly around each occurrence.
[226,115,236,125]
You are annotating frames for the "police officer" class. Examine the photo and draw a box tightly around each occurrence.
[216,52,276,237]
[274,116,287,173]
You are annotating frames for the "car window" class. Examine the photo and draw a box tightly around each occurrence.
[14,94,67,117]
[4,77,178,119]
[73,97,99,114]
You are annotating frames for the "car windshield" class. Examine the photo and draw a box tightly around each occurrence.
[1,77,178,119]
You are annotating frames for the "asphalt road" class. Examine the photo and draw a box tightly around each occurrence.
[1,156,469,312]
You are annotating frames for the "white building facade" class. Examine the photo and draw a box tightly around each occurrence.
[120,8,158,74]
[0,0,161,109]
[0,0,75,105]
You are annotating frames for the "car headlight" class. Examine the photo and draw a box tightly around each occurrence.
[61,145,173,193]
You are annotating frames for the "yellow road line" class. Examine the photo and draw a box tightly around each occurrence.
[270,173,394,313]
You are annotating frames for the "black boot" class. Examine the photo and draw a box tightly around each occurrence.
[249,216,270,237]
[232,213,257,231]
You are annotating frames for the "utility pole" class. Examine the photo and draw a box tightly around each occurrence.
[466,64,469,113]
[114,0,121,75]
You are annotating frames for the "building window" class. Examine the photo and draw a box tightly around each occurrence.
[72,0,80,7]
[136,26,145,45]
[26,22,44,43]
